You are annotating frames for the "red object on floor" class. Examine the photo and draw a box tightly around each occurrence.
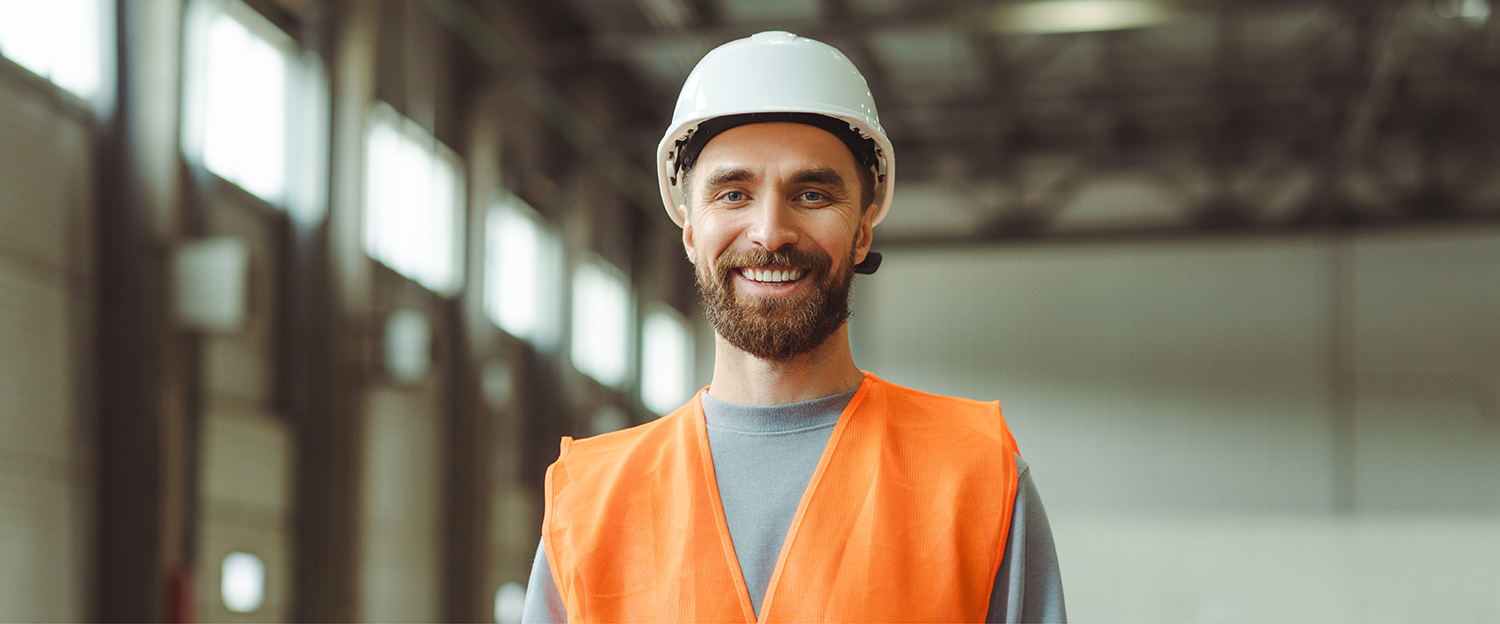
[166,565,196,623]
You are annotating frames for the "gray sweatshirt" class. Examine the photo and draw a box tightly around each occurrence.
[523,389,1067,623]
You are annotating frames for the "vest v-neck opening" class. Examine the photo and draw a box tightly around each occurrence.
[695,376,875,622]
[699,387,857,617]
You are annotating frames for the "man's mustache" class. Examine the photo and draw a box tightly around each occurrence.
[712,247,832,282]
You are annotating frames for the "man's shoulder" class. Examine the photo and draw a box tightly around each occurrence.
[555,398,696,473]
[868,374,1016,450]
[546,399,701,513]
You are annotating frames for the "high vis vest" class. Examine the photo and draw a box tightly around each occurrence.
[543,373,1021,623]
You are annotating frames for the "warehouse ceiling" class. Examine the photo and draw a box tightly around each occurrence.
[472,0,1500,245]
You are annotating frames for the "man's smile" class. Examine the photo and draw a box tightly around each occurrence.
[737,267,805,284]
[733,265,811,298]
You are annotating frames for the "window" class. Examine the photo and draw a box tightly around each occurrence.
[571,257,631,388]
[0,0,103,99]
[182,0,293,203]
[363,103,466,295]
[484,196,563,347]
[641,307,694,415]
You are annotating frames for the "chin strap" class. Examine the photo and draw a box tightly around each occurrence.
[853,251,882,275]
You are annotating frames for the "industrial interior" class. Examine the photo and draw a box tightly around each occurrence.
[0,0,1498,621]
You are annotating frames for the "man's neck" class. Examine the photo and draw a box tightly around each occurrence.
[707,325,866,406]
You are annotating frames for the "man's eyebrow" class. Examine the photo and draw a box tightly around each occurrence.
[789,167,848,192]
[702,167,756,189]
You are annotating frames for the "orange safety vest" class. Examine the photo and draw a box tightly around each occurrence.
[543,372,1021,623]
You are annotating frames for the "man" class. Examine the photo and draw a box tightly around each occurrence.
[524,31,1065,623]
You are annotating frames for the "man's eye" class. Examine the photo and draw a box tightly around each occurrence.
[799,191,826,202]
[721,191,745,202]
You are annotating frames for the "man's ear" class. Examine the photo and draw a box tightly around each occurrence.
[853,203,877,264]
[680,204,696,265]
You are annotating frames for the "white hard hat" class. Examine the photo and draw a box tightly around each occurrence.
[656,31,895,228]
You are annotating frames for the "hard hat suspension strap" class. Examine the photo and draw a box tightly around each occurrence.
[671,112,880,185]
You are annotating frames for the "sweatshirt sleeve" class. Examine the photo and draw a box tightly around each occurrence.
[521,539,567,624]
[987,455,1067,623]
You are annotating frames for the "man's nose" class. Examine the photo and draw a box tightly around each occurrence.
[745,196,798,251]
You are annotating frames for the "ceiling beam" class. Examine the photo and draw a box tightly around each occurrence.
[875,211,1500,250]
[421,0,662,214]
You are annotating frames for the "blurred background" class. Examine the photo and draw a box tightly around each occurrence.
[1,0,1498,621]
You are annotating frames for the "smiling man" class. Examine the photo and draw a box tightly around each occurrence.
[523,32,1065,623]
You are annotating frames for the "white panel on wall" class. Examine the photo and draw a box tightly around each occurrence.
[196,405,293,623]
[361,387,443,622]
[0,85,92,275]
[0,471,91,622]
[1344,234,1500,512]
[201,408,291,513]
[857,239,1336,514]
[0,55,96,624]
[1056,515,1500,622]
[0,266,74,464]
[1352,233,1500,376]
[855,229,1500,621]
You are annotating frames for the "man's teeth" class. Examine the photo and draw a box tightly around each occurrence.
[743,268,803,283]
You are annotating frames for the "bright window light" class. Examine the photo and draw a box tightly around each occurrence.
[641,308,693,415]
[221,551,266,613]
[182,0,292,203]
[363,103,466,295]
[485,196,563,347]
[0,0,102,99]
[571,257,631,388]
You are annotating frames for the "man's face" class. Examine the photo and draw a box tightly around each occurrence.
[681,122,877,361]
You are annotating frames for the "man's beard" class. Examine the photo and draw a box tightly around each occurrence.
[696,243,856,362]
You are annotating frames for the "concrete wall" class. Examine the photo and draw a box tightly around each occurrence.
[0,65,98,622]
[854,228,1500,621]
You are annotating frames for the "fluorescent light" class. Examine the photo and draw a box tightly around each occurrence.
[363,104,466,295]
[221,552,266,613]
[0,0,102,99]
[571,258,631,388]
[992,0,1182,34]
[641,308,693,416]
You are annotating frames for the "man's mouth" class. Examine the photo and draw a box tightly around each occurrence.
[737,267,805,284]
